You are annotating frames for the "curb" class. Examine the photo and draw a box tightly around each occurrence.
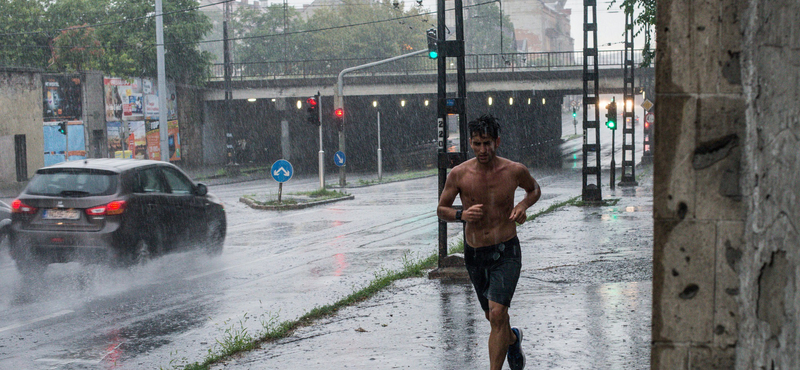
[239,195,355,210]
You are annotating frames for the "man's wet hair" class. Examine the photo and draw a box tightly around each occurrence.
[468,114,501,139]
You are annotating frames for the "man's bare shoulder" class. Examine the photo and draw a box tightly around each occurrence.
[450,158,477,174]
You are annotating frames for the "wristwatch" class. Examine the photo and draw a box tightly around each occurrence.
[455,209,463,222]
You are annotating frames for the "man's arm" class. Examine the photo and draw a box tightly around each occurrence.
[437,169,461,221]
[509,164,541,224]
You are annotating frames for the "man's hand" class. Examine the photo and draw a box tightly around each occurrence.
[463,204,484,223]
[509,205,527,224]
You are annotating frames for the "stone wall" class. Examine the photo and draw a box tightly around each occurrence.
[0,69,44,184]
[654,0,800,368]
[738,0,800,368]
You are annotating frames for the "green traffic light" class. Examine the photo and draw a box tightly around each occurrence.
[607,120,616,130]
[428,50,438,59]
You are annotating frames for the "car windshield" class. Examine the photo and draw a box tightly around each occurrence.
[26,169,119,197]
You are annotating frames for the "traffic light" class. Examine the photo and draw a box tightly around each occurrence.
[57,121,67,135]
[572,106,577,118]
[334,107,344,131]
[605,100,617,130]
[306,95,319,125]
[426,28,438,59]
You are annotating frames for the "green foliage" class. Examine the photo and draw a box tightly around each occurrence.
[49,25,105,71]
[0,0,49,68]
[231,0,433,73]
[0,0,213,84]
[609,0,655,67]
[464,2,517,55]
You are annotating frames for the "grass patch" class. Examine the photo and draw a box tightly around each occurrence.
[243,189,350,206]
[169,240,464,370]
[338,169,437,187]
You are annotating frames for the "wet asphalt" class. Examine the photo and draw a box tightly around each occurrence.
[209,168,653,370]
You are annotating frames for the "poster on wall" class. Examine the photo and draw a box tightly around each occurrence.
[104,77,143,121]
[43,121,86,166]
[142,120,181,161]
[128,121,147,159]
[43,75,82,121]
[107,121,124,158]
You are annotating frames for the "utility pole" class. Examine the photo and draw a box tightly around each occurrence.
[155,0,169,162]
[582,0,602,202]
[619,1,638,186]
[223,0,235,165]
[433,0,468,274]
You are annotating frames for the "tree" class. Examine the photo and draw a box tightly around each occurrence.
[49,25,105,72]
[610,0,655,67]
[230,0,433,75]
[231,3,307,76]
[464,1,516,55]
[0,0,49,68]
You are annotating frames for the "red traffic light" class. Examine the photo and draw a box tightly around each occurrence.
[334,108,344,118]
[306,97,318,107]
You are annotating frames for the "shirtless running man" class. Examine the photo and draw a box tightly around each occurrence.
[437,114,541,370]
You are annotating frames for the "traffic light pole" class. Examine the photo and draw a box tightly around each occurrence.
[619,1,638,186]
[335,49,428,187]
[611,122,616,190]
[317,92,324,189]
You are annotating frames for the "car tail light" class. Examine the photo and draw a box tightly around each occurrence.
[86,200,127,216]
[11,199,37,214]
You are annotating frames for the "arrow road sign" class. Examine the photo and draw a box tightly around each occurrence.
[334,151,346,167]
[271,159,293,183]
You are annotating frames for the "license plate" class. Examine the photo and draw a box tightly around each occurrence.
[44,209,80,220]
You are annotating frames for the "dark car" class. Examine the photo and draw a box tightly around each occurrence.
[9,159,225,275]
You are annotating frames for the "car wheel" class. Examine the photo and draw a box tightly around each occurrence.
[205,218,225,255]
[127,226,164,266]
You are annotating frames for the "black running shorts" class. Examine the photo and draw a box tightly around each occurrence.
[464,235,522,312]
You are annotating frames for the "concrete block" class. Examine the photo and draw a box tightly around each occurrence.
[652,343,688,370]
[656,0,696,94]
[694,143,744,221]
[714,221,743,349]
[696,96,746,144]
[653,220,715,343]
[654,95,697,221]
[688,346,712,369]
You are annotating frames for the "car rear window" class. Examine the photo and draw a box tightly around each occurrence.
[26,169,119,197]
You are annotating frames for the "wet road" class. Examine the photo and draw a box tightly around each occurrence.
[0,99,648,369]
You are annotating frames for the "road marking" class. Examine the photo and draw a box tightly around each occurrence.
[0,309,74,333]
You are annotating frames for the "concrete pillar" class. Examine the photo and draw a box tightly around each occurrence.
[652,0,744,368]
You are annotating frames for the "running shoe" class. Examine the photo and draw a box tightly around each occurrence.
[507,327,525,370]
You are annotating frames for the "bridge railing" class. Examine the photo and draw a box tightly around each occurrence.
[209,49,646,81]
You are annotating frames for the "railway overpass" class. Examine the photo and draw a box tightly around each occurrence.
[198,50,653,175]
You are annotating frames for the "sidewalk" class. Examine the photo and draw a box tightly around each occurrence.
[211,169,654,370]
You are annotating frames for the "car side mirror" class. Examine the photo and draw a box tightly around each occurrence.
[195,183,208,196]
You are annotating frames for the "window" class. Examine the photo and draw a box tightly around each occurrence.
[27,169,118,196]
[161,167,194,195]
[134,168,165,193]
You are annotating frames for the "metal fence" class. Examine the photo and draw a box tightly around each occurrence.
[209,49,646,81]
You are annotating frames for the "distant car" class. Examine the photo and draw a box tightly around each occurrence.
[0,200,10,244]
[9,159,226,275]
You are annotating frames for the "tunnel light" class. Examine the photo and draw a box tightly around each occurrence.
[488,97,493,106]
[247,98,256,102]
[527,98,531,105]
[509,97,514,106]
[542,98,546,105]
[296,100,302,109]
[373,101,378,108]
[271,98,276,102]
[401,100,406,107]
[424,100,429,107]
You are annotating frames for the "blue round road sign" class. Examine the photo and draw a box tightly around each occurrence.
[271,159,293,183]
[334,151,346,167]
